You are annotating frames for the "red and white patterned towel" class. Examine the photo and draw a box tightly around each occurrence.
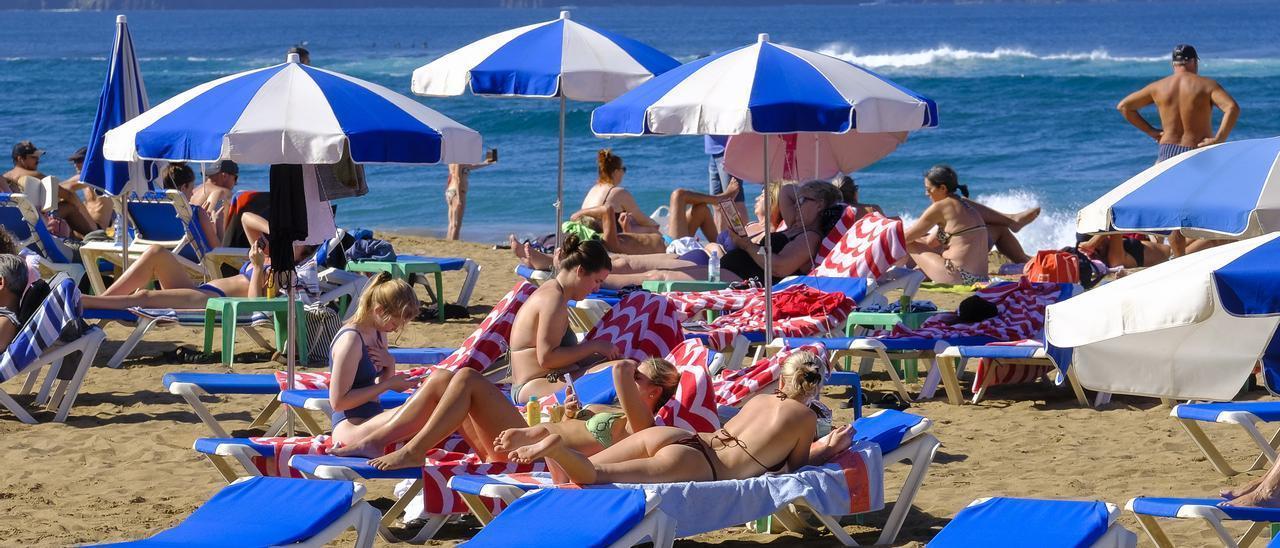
[274,280,538,390]
[582,291,684,361]
[656,339,720,433]
[685,285,855,350]
[875,279,1064,342]
[971,339,1053,392]
[243,434,472,479]
[415,451,546,516]
[812,211,907,280]
[713,342,829,408]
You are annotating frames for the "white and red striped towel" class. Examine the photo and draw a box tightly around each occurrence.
[811,211,907,280]
[713,342,829,408]
[274,280,537,391]
[971,339,1053,392]
[582,291,685,361]
[875,279,1065,342]
[656,339,721,433]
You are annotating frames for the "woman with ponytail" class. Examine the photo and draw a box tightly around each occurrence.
[504,351,854,485]
[904,164,992,285]
[332,233,624,470]
[579,149,659,233]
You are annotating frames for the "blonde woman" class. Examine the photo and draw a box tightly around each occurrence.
[507,351,854,484]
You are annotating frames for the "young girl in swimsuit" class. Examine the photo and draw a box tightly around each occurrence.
[506,351,854,484]
[331,235,623,469]
[904,165,991,285]
[329,273,422,446]
[493,358,680,456]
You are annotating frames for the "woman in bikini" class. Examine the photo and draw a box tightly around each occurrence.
[905,165,991,285]
[599,180,840,289]
[580,149,659,234]
[505,351,854,484]
[1077,233,1171,269]
[331,235,623,469]
[493,357,680,456]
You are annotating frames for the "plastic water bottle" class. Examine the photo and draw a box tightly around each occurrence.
[708,250,721,282]
[525,396,541,426]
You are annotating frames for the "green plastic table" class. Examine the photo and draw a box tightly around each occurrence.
[641,280,731,293]
[347,259,447,321]
[843,310,940,382]
[203,297,309,368]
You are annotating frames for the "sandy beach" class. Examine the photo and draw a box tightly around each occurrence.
[0,234,1268,546]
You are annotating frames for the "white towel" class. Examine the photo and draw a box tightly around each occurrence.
[301,165,337,246]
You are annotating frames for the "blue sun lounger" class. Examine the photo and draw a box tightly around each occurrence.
[445,409,937,546]
[463,488,673,548]
[162,347,454,438]
[1171,402,1280,477]
[1127,496,1279,548]
[88,476,380,548]
[930,497,1136,547]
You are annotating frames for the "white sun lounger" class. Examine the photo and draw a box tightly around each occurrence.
[1171,402,1280,477]
[1127,495,1277,548]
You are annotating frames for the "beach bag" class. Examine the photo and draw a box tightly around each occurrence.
[304,302,342,366]
[1064,247,1106,289]
[1023,250,1079,284]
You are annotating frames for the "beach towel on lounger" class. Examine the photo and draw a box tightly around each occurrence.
[713,343,828,408]
[654,339,720,433]
[970,339,1056,392]
[0,276,83,383]
[873,279,1066,342]
[679,285,855,350]
[272,281,537,391]
[581,291,684,361]
[811,212,907,280]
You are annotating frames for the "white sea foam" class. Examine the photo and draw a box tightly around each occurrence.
[814,44,1165,68]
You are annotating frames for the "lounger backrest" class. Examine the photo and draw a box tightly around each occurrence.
[0,274,81,383]
[436,281,538,372]
[128,190,210,262]
[0,193,72,264]
[655,339,721,433]
[583,292,684,361]
[810,211,907,279]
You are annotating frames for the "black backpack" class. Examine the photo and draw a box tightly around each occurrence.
[1062,247,1105,289]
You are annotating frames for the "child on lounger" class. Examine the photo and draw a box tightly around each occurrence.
[493,358,680,456]
[506,351,854,484]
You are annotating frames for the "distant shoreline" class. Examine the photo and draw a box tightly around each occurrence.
[0,0,1136,11]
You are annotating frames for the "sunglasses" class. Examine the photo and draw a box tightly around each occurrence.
[619,166,628,173]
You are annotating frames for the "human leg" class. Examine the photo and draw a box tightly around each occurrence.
[82,287,216,310]
[445,183,464,241]
[330,369,456,456]
[99,245,197,296]
[1225,460,1280,507]
[603,265,740,289]
[988,225,1030,263]
[907,244,964,284]
[368,368,525,470]
[512,428,714,484]
[494,419,604,455]
[55,186,100,235]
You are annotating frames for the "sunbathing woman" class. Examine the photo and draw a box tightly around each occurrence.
[581,149,659,234]
[1077,233,1171,269]
[506,351,854,484]
[599,180,841,289]
[905,165,991,285]
[493,358,680,457]
[568,207,666,255]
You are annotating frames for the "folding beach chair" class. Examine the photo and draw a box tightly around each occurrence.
[87,476,380,548]
[0,275,105,424]
[1127,495,1279,547]
[931,497,1136,547]
[462,488,674,548]
[0,193,86,282]
[1171,402,1280,477]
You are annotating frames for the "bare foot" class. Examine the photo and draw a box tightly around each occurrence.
[330,440,384,459]
[1224,485,1280,508]
[494,426,548,453]
[368,446,424,471]
[510,234,532,267]
[723,178,741,201]
[508,433,563,465]
[1010,207,1040,232]
[1222,475,1265,500]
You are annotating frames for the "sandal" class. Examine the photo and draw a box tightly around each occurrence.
[174,346,217,364]
[873,393,910,411]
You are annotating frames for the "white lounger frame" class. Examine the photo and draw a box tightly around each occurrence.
[1127,498,1268,548]
[935,345,1104,407]
[0,326,105,424]
[1173,405,1280,477]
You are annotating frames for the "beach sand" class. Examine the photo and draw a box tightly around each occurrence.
[0,235,1267,546]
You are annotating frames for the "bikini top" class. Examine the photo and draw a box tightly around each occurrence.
[936,198,986,246]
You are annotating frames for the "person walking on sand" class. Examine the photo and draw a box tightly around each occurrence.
[444,159,495,241]
[1117,44,1239,165]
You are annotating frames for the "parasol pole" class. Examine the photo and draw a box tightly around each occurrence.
[761,132,773,344]
[554,93,566,271]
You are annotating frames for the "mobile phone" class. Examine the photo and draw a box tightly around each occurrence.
[486,148,498,162]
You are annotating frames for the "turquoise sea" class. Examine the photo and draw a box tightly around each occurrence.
[1,1,1278,249]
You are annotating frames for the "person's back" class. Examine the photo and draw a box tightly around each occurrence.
[1118,44,1239,164]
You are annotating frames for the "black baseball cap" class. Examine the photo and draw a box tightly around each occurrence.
[206,159,239,176]
[12,141,42,158]
[1172,44,1198,63]
[69,146,87,163]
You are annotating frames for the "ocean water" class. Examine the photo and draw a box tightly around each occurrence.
[2,1,1278,251]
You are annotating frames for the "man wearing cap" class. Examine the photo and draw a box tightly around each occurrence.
[192,160,239,240]
[1118,44,1240,164]
[4,141,99,237]
[59,146,115,230]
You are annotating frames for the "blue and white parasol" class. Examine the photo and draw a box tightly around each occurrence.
[412,10,680,244]
[1077,137,1280,239]
[104,55,482,165]
[81,15,150,196]
[1046,233,1280,401]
